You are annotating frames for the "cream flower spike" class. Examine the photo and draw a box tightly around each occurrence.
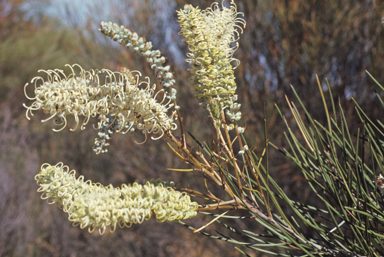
[35,163,198,235]
[177,0,245,131]
[23,64,177,151]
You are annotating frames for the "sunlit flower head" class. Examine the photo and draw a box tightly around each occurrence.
[177,0,245,129]
[35,163,198,234]
[23,64,177,143]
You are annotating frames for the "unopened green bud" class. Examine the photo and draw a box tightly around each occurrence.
[208,98,222,120]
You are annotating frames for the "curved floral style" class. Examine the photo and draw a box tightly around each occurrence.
[35,163,198,235]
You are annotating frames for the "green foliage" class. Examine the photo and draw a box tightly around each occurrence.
[180,76,384,256]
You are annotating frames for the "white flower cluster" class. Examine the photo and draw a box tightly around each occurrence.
[177,1,245,130]
[99,21,177,101]
[23,64,177,141]
[35,163,198,234]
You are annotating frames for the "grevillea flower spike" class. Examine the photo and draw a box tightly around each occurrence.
[35,163,198,234]
[23,65,177,153]
[177,0,246,131]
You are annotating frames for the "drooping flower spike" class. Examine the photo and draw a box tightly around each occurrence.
[177,0,246,131]
[23,64,177,153]
[35,163,198,235]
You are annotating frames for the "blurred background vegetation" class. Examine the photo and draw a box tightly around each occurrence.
[1,0,384,256]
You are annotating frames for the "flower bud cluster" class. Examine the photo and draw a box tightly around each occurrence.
[93,113,120,155]
[35,163,198,234]
[99,21,177,101]
[23,64,177,142]
[177,1,245,130]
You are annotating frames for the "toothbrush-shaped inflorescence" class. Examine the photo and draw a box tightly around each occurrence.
[99,21,177,102]
[35,163,198,235]
[177,1,245,131]
[23,64,177,153]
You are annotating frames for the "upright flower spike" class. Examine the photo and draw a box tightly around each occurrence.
[177,1,246,130]
[35,163,198,235]
[23,64,177,153]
